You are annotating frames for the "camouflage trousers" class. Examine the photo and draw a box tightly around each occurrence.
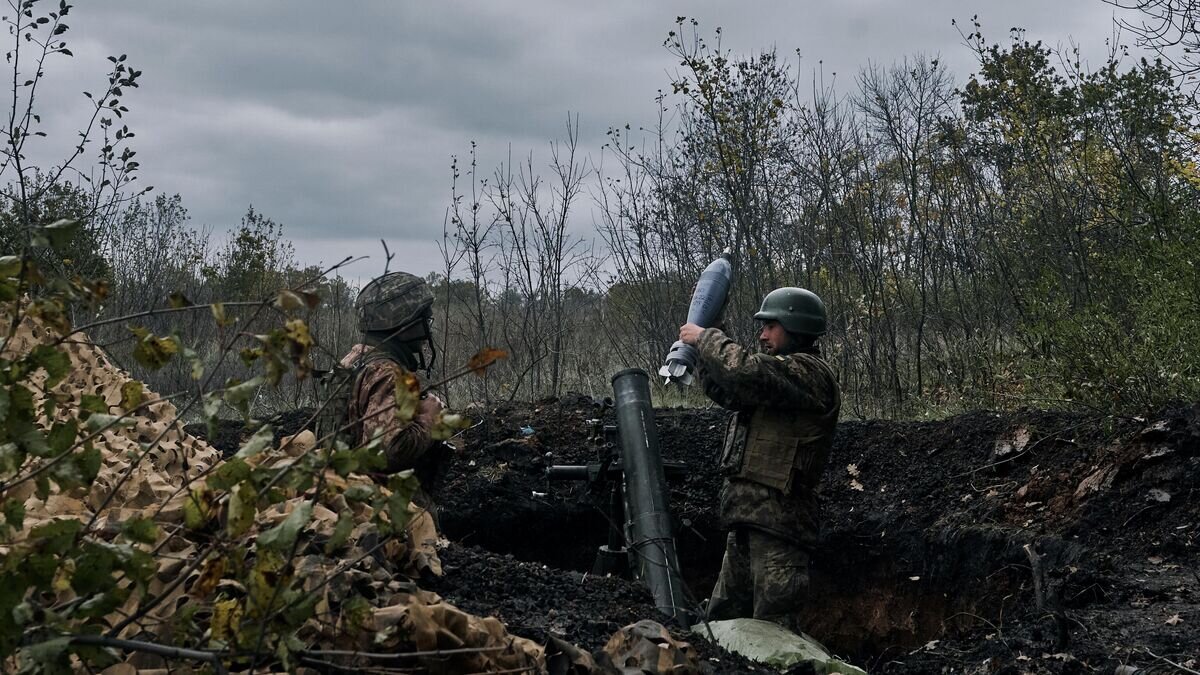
[706,527,810,623]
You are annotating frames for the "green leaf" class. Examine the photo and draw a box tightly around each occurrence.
[202,392,222,439]
[256,500,311,552]
[19,428,51,458]
[30,518,81,554]
[324,511,354,554]
[30,344,70,387]
[384,470,419,534]
[34,475,50,500]
[72,639,121,669]
[46,420,78,454]
[223,377,263,418]
[75,443,100,483]
[19,636,71,673]
[23,552,59,587]
[227,482,258,537]
[121,516,158,544]
[42,217,81,251]
[183,346,205,381]
[85,413,135,432]
[71,545,117,594]
[343,484,376,502]
[282,589,319,627]
[2,498,25,532]
[49,458,83,490]
[234,424,274,459]
[183,488,214,530]
[342,594,373,631]
[0,442,23,474]
[206,457,251,491]
[329,448,357,477]
[79,394,107,415]
[0,387,9,424]
[0,255,22,278]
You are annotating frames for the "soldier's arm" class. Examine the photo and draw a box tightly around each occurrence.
[695,327,832,411]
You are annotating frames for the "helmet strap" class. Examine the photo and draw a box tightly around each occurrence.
[362,313,435,374]
[780,332,820,356]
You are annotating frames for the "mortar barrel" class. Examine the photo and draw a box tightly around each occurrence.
[610,368,691,624]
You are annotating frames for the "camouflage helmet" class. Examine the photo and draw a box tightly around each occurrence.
[753,287,827,336]
[355,271,434,334]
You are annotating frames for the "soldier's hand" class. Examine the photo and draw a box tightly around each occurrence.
[417,393,444,425]
[679,322,704,346]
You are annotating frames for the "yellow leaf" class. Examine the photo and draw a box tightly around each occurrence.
[273,290,301,312]
[193,555,227,599]
[392,367,421,423]
[467,347,508,377]
[227,482,258,537]
[52,558,75,592]
[211,302,229,326]
[211,599,243,643]
[298,290,321,309]
[120,381,144,412]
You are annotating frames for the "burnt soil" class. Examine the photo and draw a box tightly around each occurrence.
[193,397,1200,674]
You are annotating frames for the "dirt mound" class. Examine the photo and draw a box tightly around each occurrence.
[187,394,1198,672]
[429,395,1198,673]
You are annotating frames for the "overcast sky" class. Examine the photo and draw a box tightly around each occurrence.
[22,1,1135,283]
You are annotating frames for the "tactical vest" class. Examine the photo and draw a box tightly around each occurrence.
[313,349,400,449]
[718,356,840,495]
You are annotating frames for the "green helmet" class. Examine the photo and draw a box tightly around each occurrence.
[754,287,827,336]
[355,271,434,334]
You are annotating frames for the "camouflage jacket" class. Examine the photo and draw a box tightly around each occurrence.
[695,328,841,547]
[340,344,435,473]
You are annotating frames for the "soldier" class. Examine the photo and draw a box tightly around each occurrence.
[330,271,446,474]
[678,287,840,626]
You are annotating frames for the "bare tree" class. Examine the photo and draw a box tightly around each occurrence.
[1106,0,1200,100]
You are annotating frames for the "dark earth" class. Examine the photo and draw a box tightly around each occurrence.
[189,396,1200,674]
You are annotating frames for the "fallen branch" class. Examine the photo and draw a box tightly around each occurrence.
[68,634,227,675]
[1142,648,1200,675]
[300,645,511,659]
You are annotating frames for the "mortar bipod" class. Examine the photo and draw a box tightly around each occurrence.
[545,412,686,580]
[546,418,627,576]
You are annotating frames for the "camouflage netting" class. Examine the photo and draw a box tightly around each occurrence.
[1,315,548,673]
[3,315,221,530]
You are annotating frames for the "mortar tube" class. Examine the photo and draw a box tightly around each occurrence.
[610,368,691,625]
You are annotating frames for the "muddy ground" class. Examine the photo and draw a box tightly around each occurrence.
[192,396,1199,673]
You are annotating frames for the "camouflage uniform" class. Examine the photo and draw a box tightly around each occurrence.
[339,343,435,473]
[695,327,840,623]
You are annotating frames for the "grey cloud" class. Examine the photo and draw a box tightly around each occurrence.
[16,0,1139,280]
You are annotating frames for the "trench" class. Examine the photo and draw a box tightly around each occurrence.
[439,484,1073,667]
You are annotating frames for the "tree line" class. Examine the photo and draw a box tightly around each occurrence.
[6,18,1199,419]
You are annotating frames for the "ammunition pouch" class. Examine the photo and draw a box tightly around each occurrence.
[718,413,748,476]
[723,408,831,494]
